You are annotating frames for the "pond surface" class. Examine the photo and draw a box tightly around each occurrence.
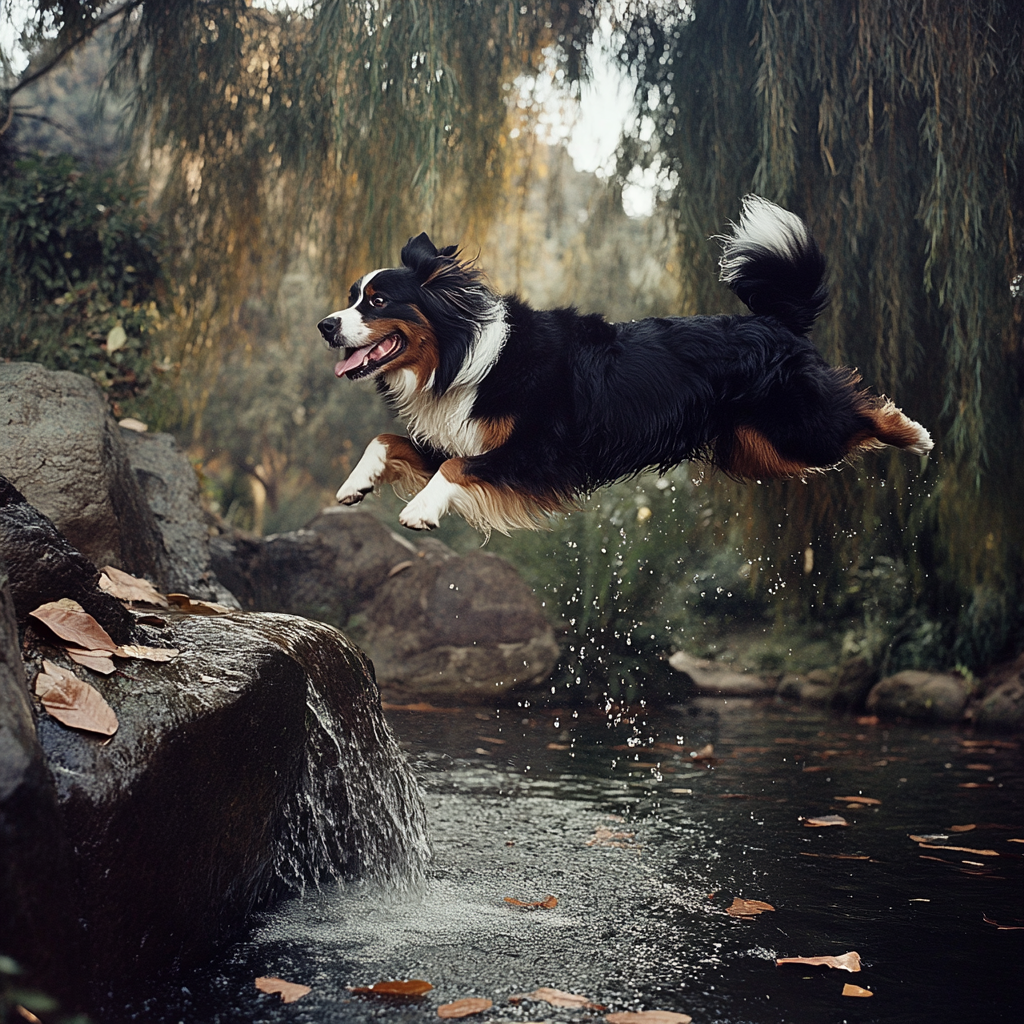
[121,698,1022,1024]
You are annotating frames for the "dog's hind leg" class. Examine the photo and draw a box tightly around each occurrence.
[336,434,435,505]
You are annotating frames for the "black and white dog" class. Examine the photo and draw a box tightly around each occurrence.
[317,196,932,535]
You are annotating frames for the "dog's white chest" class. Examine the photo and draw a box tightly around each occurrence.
[385,369,486,457]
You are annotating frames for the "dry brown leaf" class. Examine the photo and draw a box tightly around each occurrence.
[605,1012,693,1024]
[725,898,775,918]
[1008,839,1024,844]
[800,815,849,827]
[166,594,233,615]
[841,984,874,998]
[388,560,415,577]
[548,742,570,750]
[776,952,862,973]
[949,824,977,832]
[958,782,995,789]
[35,661,118,736]
[65,648,116,674]
[834,796,881,806]
[99,566,169,608]
[114,644,180,662]
[917,843,999,856]
[437,997,493,1018]
[982,914,1024,930]
[477,735,506,744]
[504,895,558,909]
[509,987,606,1011]
[29,600,118,652]
[254,976,310,1003]
[350,980,433,997]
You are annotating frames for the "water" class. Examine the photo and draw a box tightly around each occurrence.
[118,698,1022,1024]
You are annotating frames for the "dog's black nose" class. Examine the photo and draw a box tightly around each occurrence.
[317,316,340,345]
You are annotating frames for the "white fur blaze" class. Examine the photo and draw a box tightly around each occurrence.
[336,437,388,505]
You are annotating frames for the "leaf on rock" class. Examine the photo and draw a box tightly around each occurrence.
[605,1012,693,1023]
[254,977,310,1003]
[166,594,233,615]
[29,600,118,652]
[114,644,180,662]
[99,566,169,608]
[65,648,116,674]
[35,661,118,736]
[841,984,874,998]
[725,898,775,918]
[800,815,849,827]
[776,952,862,973]
[350,980,433,997]
[437,997,493,1018]
[834,796,881,806]
[504,895,558,909]
[509,987,606,1010]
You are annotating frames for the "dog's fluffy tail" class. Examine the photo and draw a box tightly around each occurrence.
[717,195,828,336]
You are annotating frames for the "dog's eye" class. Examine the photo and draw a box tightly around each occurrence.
[369,295,386,308]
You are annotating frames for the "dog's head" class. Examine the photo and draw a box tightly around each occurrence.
[318,233,497,395]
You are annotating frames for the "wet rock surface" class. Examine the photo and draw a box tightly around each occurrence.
[120,428,238,606]
[866,669,969,721]
[668,649,773,696]
[0,362,167,583]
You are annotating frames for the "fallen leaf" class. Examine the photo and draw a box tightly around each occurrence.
[381,701,450,712]
[800,815,849,827]
[1008,839,1024,844]
[966,763,993,771]
[255,977,310,1003]
[388,560,415,577]
[114,644,180,662]
[834,796,881,806]
[587,827,636,848]
[958,782,995,789]
[799,852,872,860]
[35,661,118,736]
[909,833,948,842]
[437,997,493,1018]
[669,788,693,795]
[477,736,506,744]
[949,824,977,832]
[856,715,880,725]
[99,566,169,607]
[776,952,861,973]
[982,915,1024,930]
[725,898,775,917]
[166,594,233,615]
[720,793,751,800]
[509,987,605,1011]
[548,742,570,750]
[689,743,714,760]
[504,895,558,909]
[133,613,168,626]
[917,843,999,856]
[841,984,874,998]
[117,416,147,432]
[65,648,115,674]
[14,1005,43,1024]
[605,1012,692,1024]
[350,980,433,997]
[29,600,118,652]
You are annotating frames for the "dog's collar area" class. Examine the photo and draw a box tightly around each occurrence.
[335,331,406,378]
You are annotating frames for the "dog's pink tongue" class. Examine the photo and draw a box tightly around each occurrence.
[335,346,372,377]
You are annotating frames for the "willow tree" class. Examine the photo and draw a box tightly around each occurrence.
[615,0,1024,668]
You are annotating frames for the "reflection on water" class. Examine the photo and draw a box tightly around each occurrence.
[120,699,1022,1024]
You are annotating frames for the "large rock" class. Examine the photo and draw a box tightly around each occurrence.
[359,541,559,698]
[210,507,416,626]
[866,670,969,722]
[0,362,167,583]
[975,679,1024,732]
[119,428,238,606]
[668,649,773,696]
[0,558,81,1003]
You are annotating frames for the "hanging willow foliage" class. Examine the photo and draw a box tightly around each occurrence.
[616,0,1024,667]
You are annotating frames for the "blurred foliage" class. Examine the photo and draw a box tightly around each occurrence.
[614,0,1024,672]
[0,153,166,408]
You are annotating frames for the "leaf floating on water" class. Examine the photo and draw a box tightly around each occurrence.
[114,644,180,662]
[982,914,1024,930]
[65,647,116,675]
[380,701,451,712]
[776,952,862,973]
[504,895,558,909]
[605,1012,693,1023]
[547,742,570,750]
[908,834,948,843]
[509,987,606,1010]
[725,898,775,918]
[800,815,848,827]
[437,997,493,1018]
[834,795,881,806]
[99,566,169,608]
[949,824,977,832]
[166,594,233,615]
[917,843,999,856]
[29,600,118,652]
[350,980,433,997]
[35,660,118,736]
[958,782,995,789]
[800,852,872,860]
[841,984,874,998]
[254,976,310,1003]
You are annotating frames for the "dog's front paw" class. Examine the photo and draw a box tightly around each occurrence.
[336,480,372,505]
[398,503,439,531]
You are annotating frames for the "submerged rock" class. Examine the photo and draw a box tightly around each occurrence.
[866,670,969,722]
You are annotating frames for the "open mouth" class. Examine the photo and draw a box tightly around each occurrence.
[334,331,406,379]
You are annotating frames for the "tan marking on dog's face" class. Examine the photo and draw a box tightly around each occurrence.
[367,312,439,387]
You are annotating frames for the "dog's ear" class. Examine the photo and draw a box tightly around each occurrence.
[401,233,440,276]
